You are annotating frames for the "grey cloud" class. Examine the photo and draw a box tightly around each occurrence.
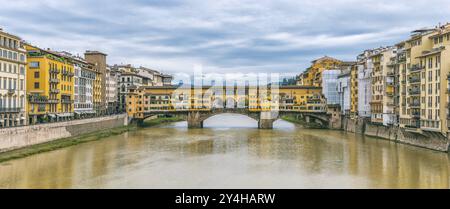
[0,0,449,75]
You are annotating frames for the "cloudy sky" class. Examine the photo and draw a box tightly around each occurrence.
[0,0,449,77]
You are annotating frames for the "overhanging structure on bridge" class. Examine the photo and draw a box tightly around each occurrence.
[125,85,340,129]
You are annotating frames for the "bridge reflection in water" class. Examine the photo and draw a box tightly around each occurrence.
[1,115,449,189]
[126,85,341,129]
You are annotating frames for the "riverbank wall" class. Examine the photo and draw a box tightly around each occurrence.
[0,114,128,153]
[342,117,450,152]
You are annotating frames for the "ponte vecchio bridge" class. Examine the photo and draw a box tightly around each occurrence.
[126,85,340,129]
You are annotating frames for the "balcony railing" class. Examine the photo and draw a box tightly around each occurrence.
[29,96,47,104]
[0,108,21,113]
[409,77,421,83]
[7,89,15,95]
[49,78,60,83]
[409,102,420,108]
[62,71,75,77]
[49,89,60,94]
[408,89,420,95]
[410,65,424,72]
[61,99,74,104]
[49,69,59,74]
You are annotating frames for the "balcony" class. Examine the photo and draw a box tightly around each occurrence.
[0,108,21,113]
[29,95,48,104]
[49,89,60,94]
[409,102,420,108]
[410,65,424,72]
[50,69,59,74]
[61,99,74,104]
[62,71,74,77]
[7,89,15,95]
[408,89,420,95]
[408,77,421,84]
[49,78,60,84]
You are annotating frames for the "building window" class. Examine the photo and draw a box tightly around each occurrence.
[29,62,40,68]
[34,82,39,89]
[34,71,40,78]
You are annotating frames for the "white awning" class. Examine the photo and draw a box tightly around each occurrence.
[48,114,56,118]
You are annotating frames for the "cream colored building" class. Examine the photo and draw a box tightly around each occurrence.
[370,46,397,125]
[0,29,27,128]
[105,66,119,114]
[398,24,450,134]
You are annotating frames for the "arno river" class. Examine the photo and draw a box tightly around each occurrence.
[0,114,449,189]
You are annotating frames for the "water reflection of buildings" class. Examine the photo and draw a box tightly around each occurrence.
[246,129,450,188]
[0,124,449,188]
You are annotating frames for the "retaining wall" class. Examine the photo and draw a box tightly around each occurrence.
[0,114,128,153]
[343,117,450,152]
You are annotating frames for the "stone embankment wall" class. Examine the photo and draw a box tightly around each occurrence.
[342,117,450,152]
[0,114,128,153]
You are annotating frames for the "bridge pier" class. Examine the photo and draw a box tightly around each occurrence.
[258,119,274,129]
[188,119,204,128]
[187,111,204,128]
[258,111,277,129]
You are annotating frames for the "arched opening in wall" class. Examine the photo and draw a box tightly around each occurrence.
[203,113,257,128]
[237,98,246,108]
[212,97,223,109]
[225,97,236,108]
[272,118,297,130]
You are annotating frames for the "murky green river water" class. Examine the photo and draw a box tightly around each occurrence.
[0,114,449,188]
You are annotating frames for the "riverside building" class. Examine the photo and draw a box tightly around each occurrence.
[0,28,27,128]
[25,44,75,123]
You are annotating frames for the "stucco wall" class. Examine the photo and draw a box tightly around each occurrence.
[0,114,128,153]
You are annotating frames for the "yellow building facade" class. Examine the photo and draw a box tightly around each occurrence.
[297,56,342,87]
[25,44,74,123]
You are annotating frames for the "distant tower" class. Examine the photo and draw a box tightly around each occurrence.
[84,51,108,114]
